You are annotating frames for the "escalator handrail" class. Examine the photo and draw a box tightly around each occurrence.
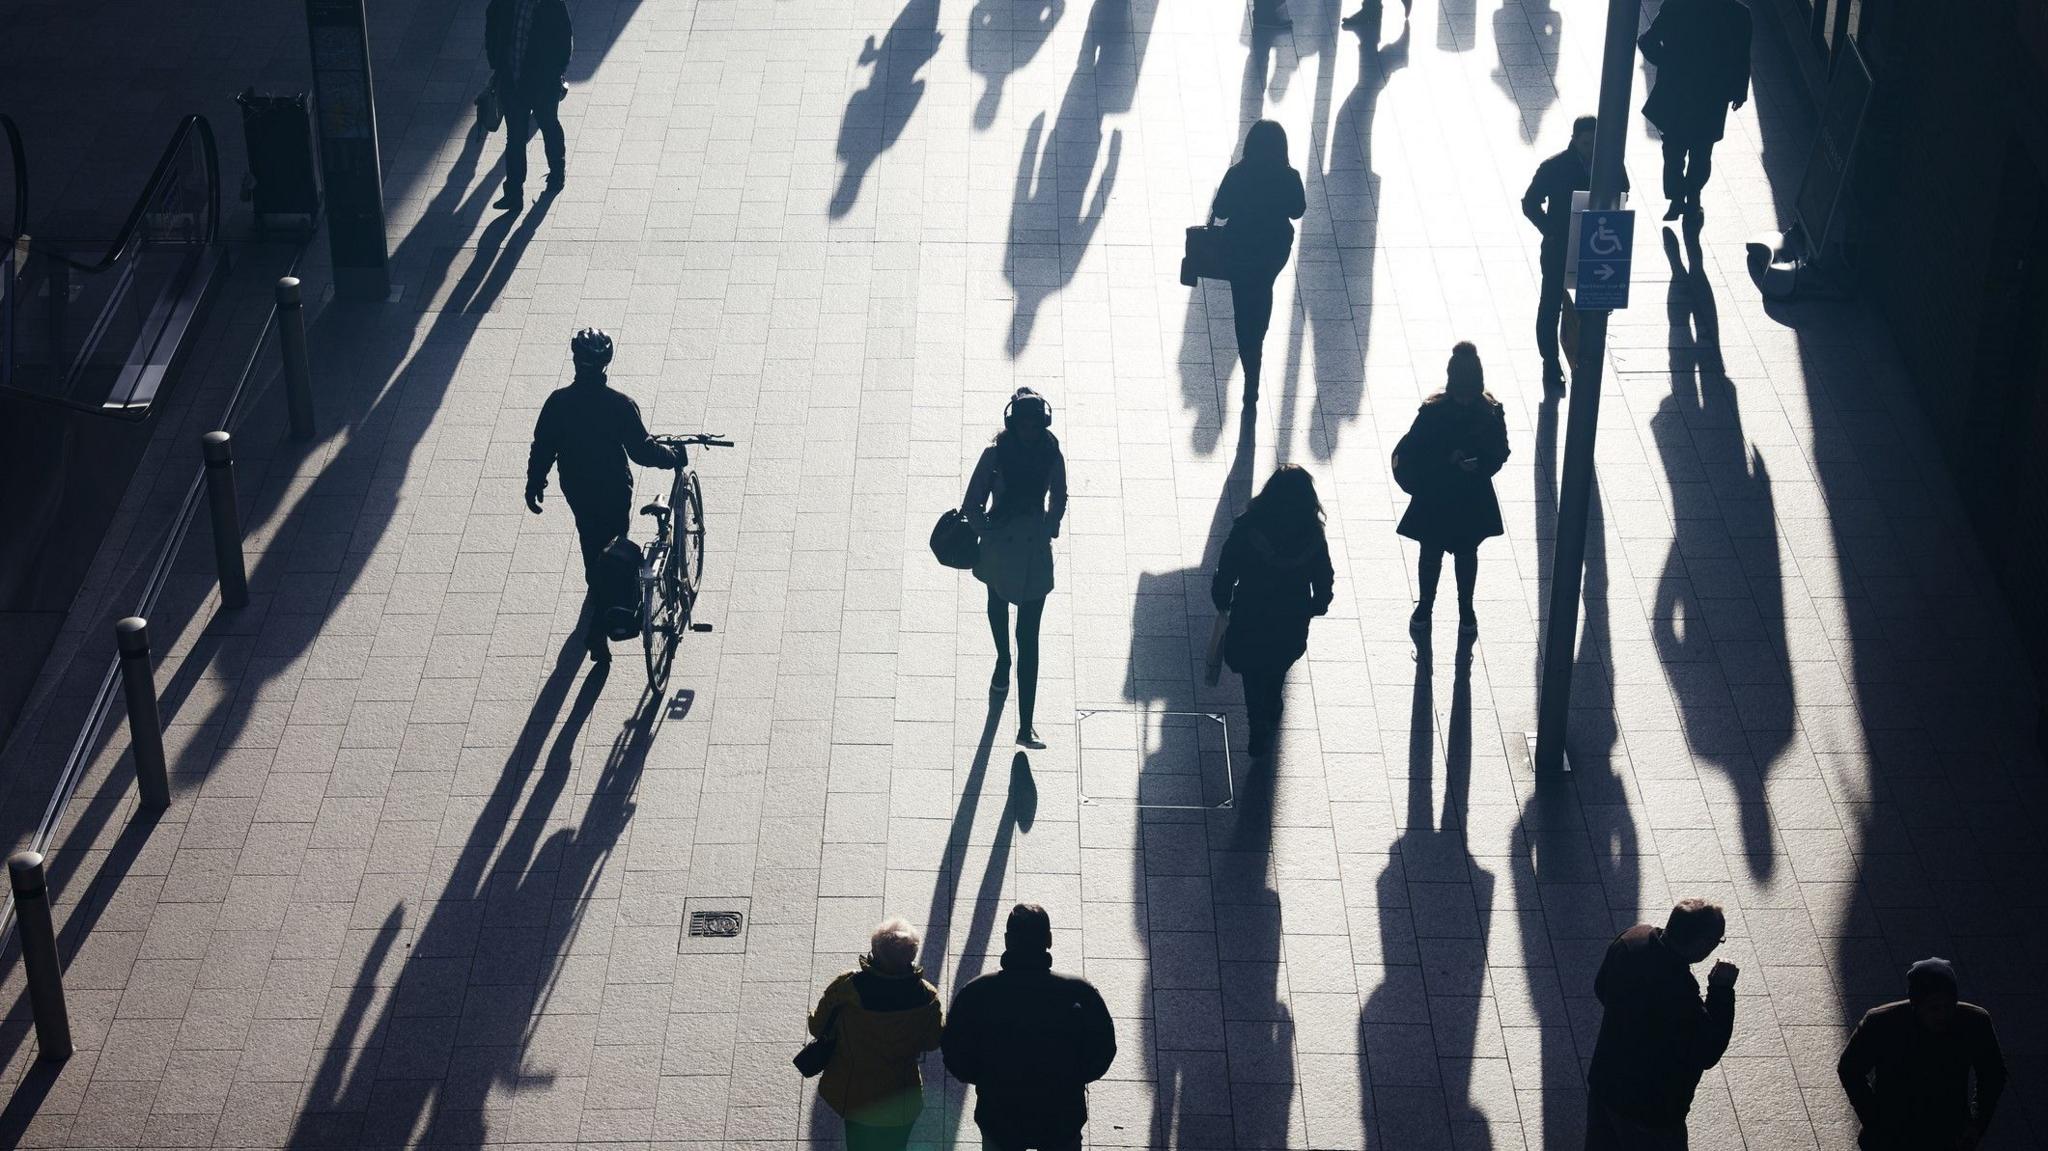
[0,113,23,241]
[40,113,219,274]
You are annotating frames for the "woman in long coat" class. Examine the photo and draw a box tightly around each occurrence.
[1211,465,1335,759]
[1395,342,1510,638]
[1210,119,1306,403]
[962,387,1068,748]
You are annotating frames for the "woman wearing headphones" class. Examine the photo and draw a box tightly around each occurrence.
[962,388,1067,748]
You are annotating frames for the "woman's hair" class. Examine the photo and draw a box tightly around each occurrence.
[868,917,921,972]
[1246,464,1325,528]
[1426,341,1498,406]
[1242,119,1290,168]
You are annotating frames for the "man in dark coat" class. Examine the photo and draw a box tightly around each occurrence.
[942,904,1117,1151]
[1522,115,1597,392]
[484,0,572,210]
[1585,899,1737,1150]
[1638,0,1751,220]
[526,328,678,664]
[1838,958,2007,1151]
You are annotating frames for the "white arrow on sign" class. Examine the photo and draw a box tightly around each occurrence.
[1594,264,1616,281]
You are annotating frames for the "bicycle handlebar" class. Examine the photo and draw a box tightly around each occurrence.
[654,433,735,448]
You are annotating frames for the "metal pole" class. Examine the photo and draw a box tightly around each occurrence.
[201,431,249,609]
[116,617,171,810]
[278,276,314,440]
[9,852,72,1062]
[1533,0,1642,773]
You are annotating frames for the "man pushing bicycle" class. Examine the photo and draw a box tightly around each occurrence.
[525,328,679,665]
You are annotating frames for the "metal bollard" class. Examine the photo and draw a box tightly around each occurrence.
[201,432,249,609]
[9,852,72,1062]
[277,276,314,440]
[116,618,171,810]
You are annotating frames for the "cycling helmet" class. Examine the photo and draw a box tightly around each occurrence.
[570,328,615,369]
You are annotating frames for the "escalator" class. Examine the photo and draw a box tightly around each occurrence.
[0,113,230,745]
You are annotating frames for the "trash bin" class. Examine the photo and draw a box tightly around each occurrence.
[235,88,319,235]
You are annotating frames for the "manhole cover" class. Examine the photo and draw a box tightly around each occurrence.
[1077,707,1235,809]
[680,896,751,953]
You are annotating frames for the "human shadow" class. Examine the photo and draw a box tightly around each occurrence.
[829,0,943,219]
[1491,0,1563,143]
[1513,385,1635,1148]
[1651,222,1792,881]
[1296,15,1408,462]
[1174,28,1281,455]
[1005,0,1149,356]
[288,641,660,1145]
[1122,409,1295,1146]
[1358,635,1497,1145]
[968,0,1066,129]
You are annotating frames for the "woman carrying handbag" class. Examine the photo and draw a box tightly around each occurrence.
[1209,119,1305,403]
[1211,465,1334,760]
[1393,342,1510,639]
[962,387,1068,748]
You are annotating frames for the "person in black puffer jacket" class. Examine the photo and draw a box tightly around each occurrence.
[1394,342,1510,640]
[941,904,1116,1151]
[1211,464,1335,761]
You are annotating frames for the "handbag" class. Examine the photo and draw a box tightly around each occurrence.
[474,80,502,134]
[1181,224,1233,287]
[929,510,979,570]
[1391,430,1425,496]
[792,1005,841,1078]
[1204,612,1229,687]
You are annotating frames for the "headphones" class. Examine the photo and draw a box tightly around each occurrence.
[1003,387,1054,431]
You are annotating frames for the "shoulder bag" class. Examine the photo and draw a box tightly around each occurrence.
[1181,224,1233,287]
[793,1004,842,1078]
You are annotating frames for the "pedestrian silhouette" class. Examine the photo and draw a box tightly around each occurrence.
[1584,899,1738,1150]
[525,329,678,665]
[1393,342,1509,639]
[1340,0,1411,34]
[968,0,1064,129]
[1838,957,2008,1151]
[941,904,1117,1151]
[831,0,943,218]
[484,0,571,210]
[1637,0,1751,220]
[962,388,1068,748]
[1209,120,1305,403]
[807,918,945,1151]
[1209,463,1334,760]
[1522,114,1601,391]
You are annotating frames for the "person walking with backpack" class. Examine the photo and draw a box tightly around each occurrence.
[806,918,944,1151]
[1394,343,1510,639]
[1209,120,1306,403]
[942,904,1117,1151]
[1211,464,1335,760]
[525,329,677,665]
[962,388,1068,748]
[484,0,572,211]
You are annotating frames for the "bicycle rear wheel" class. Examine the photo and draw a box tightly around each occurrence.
[643,540,678,688]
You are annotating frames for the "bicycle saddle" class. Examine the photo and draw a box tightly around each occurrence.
[640,501,669,518]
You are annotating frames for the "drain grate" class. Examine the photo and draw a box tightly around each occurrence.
[688,910,745,938]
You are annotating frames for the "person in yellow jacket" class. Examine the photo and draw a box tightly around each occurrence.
[808,918,943,1151]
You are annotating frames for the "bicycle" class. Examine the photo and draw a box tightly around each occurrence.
[638,433,734,687]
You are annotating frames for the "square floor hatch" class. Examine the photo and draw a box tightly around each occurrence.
[1077,707,1234,809]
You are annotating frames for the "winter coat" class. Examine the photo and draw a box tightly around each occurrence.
[485,0,573,106]
[1639,0,1752,143]
[1586,925,1735,1128]
[962,434,1068,604]
[809,962,944,1129]
[941,950,1117,1141]
[526,375,677,511]
[1211,513,1334,677]
[1394,397,1510,551]
[1211,160,1306,276]
[1838,999,2007,1150]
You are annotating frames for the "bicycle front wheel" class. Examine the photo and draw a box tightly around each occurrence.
[643,543,677,688]
[668,471,706,626]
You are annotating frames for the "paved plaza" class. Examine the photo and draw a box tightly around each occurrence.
[0,0,2042,1146]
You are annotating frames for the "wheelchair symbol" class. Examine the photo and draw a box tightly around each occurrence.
[1587,219,1623,257]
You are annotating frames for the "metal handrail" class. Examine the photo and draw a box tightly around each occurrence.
[40,114,218,273]
[0,113,23,241]
[0,249,302,943]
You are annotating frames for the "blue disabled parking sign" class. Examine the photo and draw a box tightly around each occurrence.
[1572,208,1634,310]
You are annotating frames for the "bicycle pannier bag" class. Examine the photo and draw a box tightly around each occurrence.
[929,509,979,570]
[1181,225,1233,287]
[598,537,644,641]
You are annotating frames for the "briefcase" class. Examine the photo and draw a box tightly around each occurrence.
[1181,224,1234,287]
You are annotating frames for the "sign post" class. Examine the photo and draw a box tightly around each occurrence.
[305,0,389,300]
[1531,0,1642,774]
